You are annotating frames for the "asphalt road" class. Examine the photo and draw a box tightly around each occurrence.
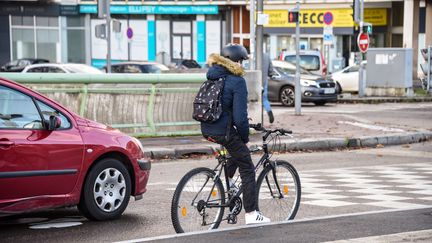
[1,141,432,242]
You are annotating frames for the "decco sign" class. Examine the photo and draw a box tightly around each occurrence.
[264,8,387,28]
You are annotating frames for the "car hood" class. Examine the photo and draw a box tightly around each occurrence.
[301,74,334,81]
[73,115,118,132]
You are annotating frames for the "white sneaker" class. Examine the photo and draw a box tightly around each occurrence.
[245,211,271,225]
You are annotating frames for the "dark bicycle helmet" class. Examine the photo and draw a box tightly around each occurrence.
[221,44,249,63]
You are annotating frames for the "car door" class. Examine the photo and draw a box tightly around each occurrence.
[0,84,84,201]
[345,66,360,91]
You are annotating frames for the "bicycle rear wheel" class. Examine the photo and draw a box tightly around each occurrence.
[171,167,226,233]
[256,160,301,222]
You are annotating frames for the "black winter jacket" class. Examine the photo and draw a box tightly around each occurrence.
[200,54,249,143]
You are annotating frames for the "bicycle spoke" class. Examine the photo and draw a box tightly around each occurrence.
[257,161,301,222]
[171,168,226,233]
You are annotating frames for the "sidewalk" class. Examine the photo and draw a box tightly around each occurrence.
[140,99,432,160]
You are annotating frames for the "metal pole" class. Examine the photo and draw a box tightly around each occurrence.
[359,62,365,97]
[427,46,432,94]
[249,0,256,70]
[256,0,263,124]
[106,1,111,73]
[294,1,301,115]
[358,0,365,97]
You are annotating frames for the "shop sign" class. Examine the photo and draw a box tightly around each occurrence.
[264,8,386,28]
[60,5,79,16]
[80,5,218,15]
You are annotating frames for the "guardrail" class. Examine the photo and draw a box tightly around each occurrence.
[0,73,206,137]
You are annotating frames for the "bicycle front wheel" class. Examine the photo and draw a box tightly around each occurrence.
[171,167,226,233]
[256,160,301,222]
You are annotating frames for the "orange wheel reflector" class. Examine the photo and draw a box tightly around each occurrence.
[283,185,289,195]
[212,189,217,197]
[181,207,187,217]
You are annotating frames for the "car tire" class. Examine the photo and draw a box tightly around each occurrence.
[280,86,295,107]
[336,81,342,94]
[314,101,326,106]
[78,158,131,221]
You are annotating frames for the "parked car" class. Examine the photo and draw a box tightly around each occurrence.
[22,63,103,74]
[104,62,170,73]
[269,60,338,106]
[280,50,327,76]
[331,61,366,93]
[1,58,49,72]
[0,78,150,220]
[178,59,202,69]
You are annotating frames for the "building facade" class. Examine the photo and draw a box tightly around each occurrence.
[0,0,430,74]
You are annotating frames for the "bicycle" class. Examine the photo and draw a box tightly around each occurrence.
[170,123,301,233]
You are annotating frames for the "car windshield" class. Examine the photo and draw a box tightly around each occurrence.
[273,61,312,75]
[63,64,103,74]
[284,55,320,71]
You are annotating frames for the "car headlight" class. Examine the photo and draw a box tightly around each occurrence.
[300,79,319,88]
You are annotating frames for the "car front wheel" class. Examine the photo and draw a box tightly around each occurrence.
[79,158,131,221]
[280,86,295,107]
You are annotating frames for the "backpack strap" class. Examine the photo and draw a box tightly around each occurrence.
[221,76,232,141]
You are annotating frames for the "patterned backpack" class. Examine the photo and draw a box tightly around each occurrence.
[192,77,225,123]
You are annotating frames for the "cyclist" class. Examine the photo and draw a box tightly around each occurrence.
[202,44,271,225]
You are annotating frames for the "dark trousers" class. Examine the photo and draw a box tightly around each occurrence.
[203,132,257,213]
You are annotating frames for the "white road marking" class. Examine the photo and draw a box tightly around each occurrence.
[337,121,405,132]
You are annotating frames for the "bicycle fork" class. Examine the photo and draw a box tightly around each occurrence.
[265,161,284,199]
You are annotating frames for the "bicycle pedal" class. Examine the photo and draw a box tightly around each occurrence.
[227,214,237,224]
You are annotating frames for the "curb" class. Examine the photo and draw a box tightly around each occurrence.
[143,131,432,160]
[337,96,432,104]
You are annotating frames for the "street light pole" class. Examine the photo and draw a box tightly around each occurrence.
[358,0,365,97]
[249,0,256,70]
[256,0,264,124]
[106,1,111,73]
[294,1,301,116]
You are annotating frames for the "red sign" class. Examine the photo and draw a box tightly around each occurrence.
[357,32,369,53]
[323,12,333,25]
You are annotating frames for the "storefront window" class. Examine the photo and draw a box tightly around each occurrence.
[11,16,60,62]
[310,38,322,51]
[63,16,86,63]
[36,29,59,62]
[12,29,35,60]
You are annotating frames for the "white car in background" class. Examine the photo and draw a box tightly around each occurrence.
[331,64,361,93]
[22,63,103,74]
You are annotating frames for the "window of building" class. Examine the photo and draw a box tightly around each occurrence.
[62,16,86,64]
[11,16,60,62]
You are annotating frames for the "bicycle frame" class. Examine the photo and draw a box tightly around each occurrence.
[202,132,285,210]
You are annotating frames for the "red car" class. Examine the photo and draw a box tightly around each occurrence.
[0,78,150,220]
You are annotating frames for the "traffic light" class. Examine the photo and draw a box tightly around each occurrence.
[288,11,299,23]
[95,24,106,39]
[420,47,432,90]
[363,24,372,34]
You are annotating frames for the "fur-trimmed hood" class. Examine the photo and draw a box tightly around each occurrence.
[207,53,245,76]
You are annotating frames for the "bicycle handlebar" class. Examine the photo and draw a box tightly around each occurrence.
[250,123,293,135]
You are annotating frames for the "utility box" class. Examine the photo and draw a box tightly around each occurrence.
[366,48,413,96]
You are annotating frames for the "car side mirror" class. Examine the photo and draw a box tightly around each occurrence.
[48,115,61,131]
